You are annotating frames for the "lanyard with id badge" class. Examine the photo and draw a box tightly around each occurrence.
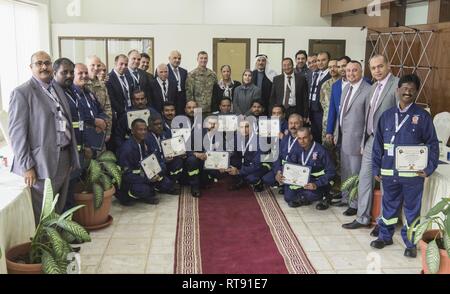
[42,85,66,134]
[66,91,84,131]
[387,113,410,156]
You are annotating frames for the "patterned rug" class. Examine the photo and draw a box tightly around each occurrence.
[174,180,316,274]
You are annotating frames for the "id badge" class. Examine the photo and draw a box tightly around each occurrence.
[59,120,66,132]
[387,145,394,157]
[79,121,84,131]
[312,94,317,102]
[288,97,295,105]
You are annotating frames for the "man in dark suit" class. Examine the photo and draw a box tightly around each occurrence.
[150,64,177,113]
[167,50,188,115]
[270,58,309,119]
[308,51,332,144]
[252,54,275,115]
[106,54,134,119]
[126,50,152,104]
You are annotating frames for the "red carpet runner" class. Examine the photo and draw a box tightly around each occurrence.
[174,179,316,274]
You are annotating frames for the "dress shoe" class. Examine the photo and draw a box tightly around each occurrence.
[370,225,379,237]
[252,183,264,193]
[342,220,369,229]
[316,201,329,210]
[404,248,417,258]
[288,201,302,208]
[370,238,393,249]
[191,187,201,198]
[331,201,348,207]
[343,207,357,216]
[141,197,160,205]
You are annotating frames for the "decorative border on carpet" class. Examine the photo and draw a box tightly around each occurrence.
[255,188,317,274]
[174,187,202,274]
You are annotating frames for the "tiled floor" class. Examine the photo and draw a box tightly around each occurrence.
[79,189,422,274]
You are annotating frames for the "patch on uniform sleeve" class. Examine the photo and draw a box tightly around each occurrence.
[312,152,318,161]
[412,115,420,125]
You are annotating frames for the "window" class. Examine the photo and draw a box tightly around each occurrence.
[59,37,155,73]
[0,0,47,112]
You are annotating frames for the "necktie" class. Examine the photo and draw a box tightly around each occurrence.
[162,81,167,100]
[120,75,130,108]
[133,70,140,87]
[284,76,292,108]
[367,82,383,136]
[174,67,181,91]
[310,72,320,100]
[340,86,353,126]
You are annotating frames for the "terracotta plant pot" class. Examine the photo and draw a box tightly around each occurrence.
[371,189,382,226]
[73,185,115,231]
[6,242,42,274]
[419,229,450,274]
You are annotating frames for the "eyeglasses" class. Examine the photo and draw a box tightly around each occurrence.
[32,61,52,67]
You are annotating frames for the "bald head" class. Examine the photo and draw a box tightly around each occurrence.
[74,63,90,88]
[87,55,102,79]
[169,50,182,68]
[156,63,169,81]
[30,51,53,83]
[346,61,363,84]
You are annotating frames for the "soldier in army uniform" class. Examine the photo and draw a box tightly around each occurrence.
[86,55,113,143]
[186,51,217,115]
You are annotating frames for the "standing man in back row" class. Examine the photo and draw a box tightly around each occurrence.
[186,51,217,115]
[167,50,188,115]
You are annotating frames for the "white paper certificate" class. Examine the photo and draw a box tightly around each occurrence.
[171,128,191,142]
[161,137,186,158]
[140,154,161,180]
[127,109,151,129]
[395,146,428,172]
[282,163,311,187]
[204,152,229,170]
[258,119,280,137]
[218,115,238,132]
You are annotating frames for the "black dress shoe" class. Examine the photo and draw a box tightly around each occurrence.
[252,183,264,193]
[342,220,369,229]
[316,201,329,210]
[343,207,357,216]
[288,201,302,208]
[404,248,417,258]
[370,238,393,249]
[191,187,201,198]
[370,225,379,237]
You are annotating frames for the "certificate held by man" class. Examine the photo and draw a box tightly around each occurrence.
[127,109,151,129]
[172,128,191,142]
[282,163,311,187]
[204,151,229,170]
[141,154,162,180]
[258,118,280,137]
[218,115,238,132]
[161,137,186,158]
[395,145,428,172]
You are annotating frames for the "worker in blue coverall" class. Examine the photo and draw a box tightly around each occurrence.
[113,89,158,150]
[226,120,271,192]
[117,119,160,206]
[370,74,439,258]
[145,114,182,195]
[277,127,336,208]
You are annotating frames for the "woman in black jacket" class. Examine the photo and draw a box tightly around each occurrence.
[211,65,241,113]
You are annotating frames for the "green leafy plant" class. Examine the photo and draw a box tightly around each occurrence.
[82,151,121,210]
[341,174,359,203]
[29,178,91,274]
[408,197,450,274]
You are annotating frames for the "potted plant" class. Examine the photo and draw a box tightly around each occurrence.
[6,179,91,274]
[407,197,450,274]
[73,151,121,231]
[341,174,359,203]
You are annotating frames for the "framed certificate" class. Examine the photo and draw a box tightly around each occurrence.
[127,109,151,129]
[161,137,186,158]
[140,154,161,180]
[171,128,191,142]
[258,119,280,137]
[282,163,311,187]
[204,152,230,170]
[218,115,238,132]
[395,145,428,172]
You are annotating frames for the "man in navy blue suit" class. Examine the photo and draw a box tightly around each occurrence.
[125,50,153,104]
[167,50,188,115]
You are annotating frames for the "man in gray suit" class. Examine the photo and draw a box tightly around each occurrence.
[334,61,371,216]
[9,51,80,224]
[343,55,399,230]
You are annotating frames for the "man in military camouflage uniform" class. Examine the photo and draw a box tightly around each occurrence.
[185,51,217,115]
[86,55,113,142]
[319,59,339,145]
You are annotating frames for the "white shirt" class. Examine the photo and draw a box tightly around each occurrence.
[157,77,169,100]
[341,79,349,91]
[284,73,296,106]
[170,64,182,92]
[340,78,363,126]
[369,73,391,108]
